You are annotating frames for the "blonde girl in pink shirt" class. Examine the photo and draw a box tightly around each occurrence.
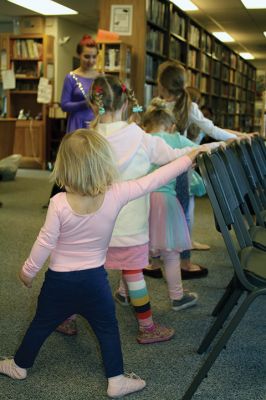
[0,128,203,398]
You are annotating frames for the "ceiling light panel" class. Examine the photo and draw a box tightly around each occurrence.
[241,0,266,9]
[170,1,198,11]
[239,52,255,60]
[7,0,78,15]
[212,32,235,42]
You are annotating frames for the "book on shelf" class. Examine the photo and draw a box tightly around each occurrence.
[188,49,198,69]
[145,54,160,81]
[187,69,200,89]
[144,82,157,108]
[200,76,208,93]
[11,39,43,59]
[170,10,186,38]
[202,32,212,54]
[189,24,200,48]
[147,0,167,28]
[146,26,165,54]
[201,54,211,74]
[169,37,186,63]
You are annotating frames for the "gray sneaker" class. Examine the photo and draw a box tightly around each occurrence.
[172,292,198,311]
[114,290,131,306]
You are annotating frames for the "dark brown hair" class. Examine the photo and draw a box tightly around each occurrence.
[89,75,142,126]
[76,35,98,55]
[158,60,191,133]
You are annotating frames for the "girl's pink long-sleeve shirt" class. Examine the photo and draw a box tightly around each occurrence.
[22,155,192,278]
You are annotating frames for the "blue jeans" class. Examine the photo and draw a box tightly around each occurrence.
[14,267,123,378]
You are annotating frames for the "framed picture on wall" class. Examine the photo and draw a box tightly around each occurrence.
[110,5,133,36]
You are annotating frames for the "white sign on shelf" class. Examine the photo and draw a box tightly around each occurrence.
[110,5,133,36]
[1,69,15,90]
[37,77,52,104]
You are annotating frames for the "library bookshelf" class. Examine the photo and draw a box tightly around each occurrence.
[96,40,132,86]
[99,0,256,132]
[0,33,54,168]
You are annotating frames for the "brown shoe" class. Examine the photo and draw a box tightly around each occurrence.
[137,324,174,344]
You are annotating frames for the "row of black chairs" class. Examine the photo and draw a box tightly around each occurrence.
[182,136,266,400]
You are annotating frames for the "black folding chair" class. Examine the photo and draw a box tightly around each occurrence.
[182,150,266,400]
[235,141,266,209]
[220,144,266,250]
[245,138,266,190]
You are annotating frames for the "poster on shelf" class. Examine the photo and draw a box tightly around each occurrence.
[1,69,15,90]
[110,5,133,36]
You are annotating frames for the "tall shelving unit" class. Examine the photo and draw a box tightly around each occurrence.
[96,40,132,86]
[99,0,256,132]
[0,33,54,168]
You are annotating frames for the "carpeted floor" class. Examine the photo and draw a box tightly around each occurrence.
[0,169,265,400]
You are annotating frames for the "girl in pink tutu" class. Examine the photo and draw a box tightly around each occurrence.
[142,98,203,310]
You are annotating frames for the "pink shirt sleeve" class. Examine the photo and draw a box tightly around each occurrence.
[115,154,192,205]
[22,199,61,278]
[142,133,195,164]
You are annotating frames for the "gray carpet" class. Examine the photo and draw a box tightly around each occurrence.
[0,169,265,400]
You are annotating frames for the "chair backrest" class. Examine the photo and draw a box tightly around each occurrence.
[200,151,253,247]
[245,139,266,189]
[257,136,266,160]
[235,141,266,209]
[221,144,265,227]
[198,151,255,290]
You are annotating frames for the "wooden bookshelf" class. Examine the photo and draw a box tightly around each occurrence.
[96,40,132,86]
[0,33,54,168]
[99,0,256,132]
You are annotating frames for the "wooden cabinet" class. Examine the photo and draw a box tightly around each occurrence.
[13,120,45,168]
[99,0,256,132]
[0,33,54,168]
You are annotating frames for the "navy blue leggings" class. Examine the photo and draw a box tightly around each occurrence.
[176,172,191,260]
[14,267,123,378]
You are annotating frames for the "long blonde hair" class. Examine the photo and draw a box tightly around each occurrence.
[88,75,142,127]
[157,61,191,133]
[142,98,175,133]
[51,129,119,196]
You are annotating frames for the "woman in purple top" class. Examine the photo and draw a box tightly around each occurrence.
[61,34,99,132]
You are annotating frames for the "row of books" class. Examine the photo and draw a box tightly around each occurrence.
[11,39,43,59]
[11,81,39,91]
[201,54,211,74]
[146,27,165,54]
[187,49,199,69]
[201,32,212,54]
[169,38,186,63]
[170,11,186,38]
[145,54,160,81]
[11,60,43,78]
[144,82,157,108]
[146,0,166,28]
[187,69,200,88]
[189,24,200,48]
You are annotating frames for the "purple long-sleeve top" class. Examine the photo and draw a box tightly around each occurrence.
[60,73,95,133]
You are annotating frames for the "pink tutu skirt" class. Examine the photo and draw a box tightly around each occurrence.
[149,192,191,253]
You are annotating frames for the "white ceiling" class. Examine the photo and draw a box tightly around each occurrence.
[0,0,265,68]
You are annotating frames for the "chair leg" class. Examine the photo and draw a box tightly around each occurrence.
[182,291,260,400]
[198,286,243,354]
[212,277,236,317]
